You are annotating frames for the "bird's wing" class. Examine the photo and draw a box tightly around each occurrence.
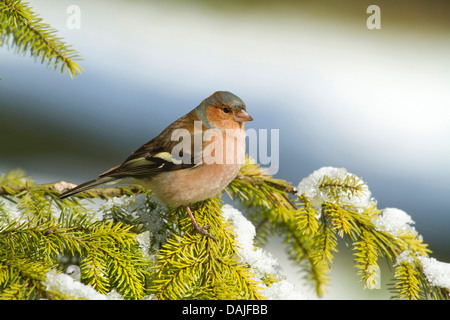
[99,119,205,179]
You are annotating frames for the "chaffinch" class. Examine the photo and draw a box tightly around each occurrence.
[60,91,253,241]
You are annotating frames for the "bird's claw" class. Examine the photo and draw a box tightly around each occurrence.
[195,225,216,242]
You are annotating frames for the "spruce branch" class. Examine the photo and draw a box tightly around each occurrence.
[318,174,367,201]
[295,195,319,235]
[226,163,449,299]
[0,186,151,299]
[226,161,334,296]
[150,197,264,300]
[394,257,421,300]
[0,0,83,77]
[353,229,380,290]
[1,163,449,300]
[0,180,145,199]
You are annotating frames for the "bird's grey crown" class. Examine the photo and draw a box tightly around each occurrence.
[202,91,246,111]
[194,91,246,129]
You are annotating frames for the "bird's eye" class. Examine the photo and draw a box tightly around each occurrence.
[222,107,231,114]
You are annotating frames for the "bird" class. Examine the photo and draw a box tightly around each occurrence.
[59,91,253,241]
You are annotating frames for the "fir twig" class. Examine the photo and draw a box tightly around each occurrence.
[1,163,449,300]
[0,180,145,199]
[0,0,83,77]
[150,198,264,300]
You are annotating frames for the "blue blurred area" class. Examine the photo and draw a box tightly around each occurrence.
[1,0,449,298]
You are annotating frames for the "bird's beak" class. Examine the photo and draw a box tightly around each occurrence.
[234,110,253,123]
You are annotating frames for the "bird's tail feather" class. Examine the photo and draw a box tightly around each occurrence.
[59,176,116,199]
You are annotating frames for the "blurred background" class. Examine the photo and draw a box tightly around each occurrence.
[1,0,449,299]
